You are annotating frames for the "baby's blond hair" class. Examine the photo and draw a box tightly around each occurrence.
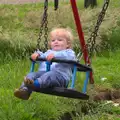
[49,27,74,48]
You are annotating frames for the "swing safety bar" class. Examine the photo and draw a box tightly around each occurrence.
[31,58,92,72]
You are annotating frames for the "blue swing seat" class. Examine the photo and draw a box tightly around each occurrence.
[28,58,92,100]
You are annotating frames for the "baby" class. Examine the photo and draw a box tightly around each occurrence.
[14,27,76,100]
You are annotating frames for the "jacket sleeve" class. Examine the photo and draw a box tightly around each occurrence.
[54,49,76,60]
[36,50,52,59]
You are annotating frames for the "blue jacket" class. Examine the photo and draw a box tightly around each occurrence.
[36,49,76,81]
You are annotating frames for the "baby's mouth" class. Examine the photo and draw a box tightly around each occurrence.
[54,45,59,47]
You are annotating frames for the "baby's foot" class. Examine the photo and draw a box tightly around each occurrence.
[24,77,34,85]
[24,78,35,89]
[14,88,30,100]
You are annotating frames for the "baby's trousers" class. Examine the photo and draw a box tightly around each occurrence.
[24,71,67,89]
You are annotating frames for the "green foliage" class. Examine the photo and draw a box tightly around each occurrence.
[0,88,75,120]
[108,28,120,50]
[71,101,120,120]
[1,50,120,120]
[0,1,120,120]
[92,50,120,89]
[0,37,35,63]
[0,60,78,120]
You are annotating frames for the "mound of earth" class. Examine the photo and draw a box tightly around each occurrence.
[93,89,120,104]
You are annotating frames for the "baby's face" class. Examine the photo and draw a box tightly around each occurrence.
[50,31,68,51]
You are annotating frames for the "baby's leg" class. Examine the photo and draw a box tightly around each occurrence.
[37,71,67,88]
[14,81,33,100]
[14,71,46,100]
[24,71,46,88]
[26,71,46,81]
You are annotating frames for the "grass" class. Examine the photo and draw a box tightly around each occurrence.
[92,49,120,89]
[0,88,76,120]
[0,0,120,120]
[0,59,79,120]
[1,0,120,56]
[0,50,120,120]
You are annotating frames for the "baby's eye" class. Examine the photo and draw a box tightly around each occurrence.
[58,38,63,41]
[51,39,55,42]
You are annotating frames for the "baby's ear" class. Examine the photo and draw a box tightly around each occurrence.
[67,43,71,49]
[66,44,69,48]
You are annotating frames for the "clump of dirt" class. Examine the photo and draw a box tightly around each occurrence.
[93,89,120,104]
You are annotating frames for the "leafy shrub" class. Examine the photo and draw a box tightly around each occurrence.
[108,27,120,50]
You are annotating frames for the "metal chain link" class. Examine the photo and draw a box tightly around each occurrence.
[37,0,48,51]
[85,0,110,58]
[43,0,48,51]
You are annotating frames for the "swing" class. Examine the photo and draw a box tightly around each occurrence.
[26,0,110,100]
[29,58,92,100]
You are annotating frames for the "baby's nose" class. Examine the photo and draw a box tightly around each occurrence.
[54,39,58,42]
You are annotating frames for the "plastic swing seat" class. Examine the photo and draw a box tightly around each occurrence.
[29,58,92,100]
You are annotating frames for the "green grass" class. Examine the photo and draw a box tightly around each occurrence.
[0,88,77,120]
[1,0,120,58]
[0,1,120,120]
[0,50,120,120]
[0,59,79,120]
[92,50,120,89]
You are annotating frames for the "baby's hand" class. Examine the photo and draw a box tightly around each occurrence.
[46,53,54,61]
[31,53,40,61]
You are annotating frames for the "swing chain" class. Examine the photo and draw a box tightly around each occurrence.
[43,0,48,51]
[86,0,110,58]
[37,0,48,51]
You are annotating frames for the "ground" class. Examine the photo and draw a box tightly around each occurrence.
[0,0,45,4]
[0,0,120,105]
[93,89,120,104]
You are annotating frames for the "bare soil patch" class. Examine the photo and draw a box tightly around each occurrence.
[93,89,120,104]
